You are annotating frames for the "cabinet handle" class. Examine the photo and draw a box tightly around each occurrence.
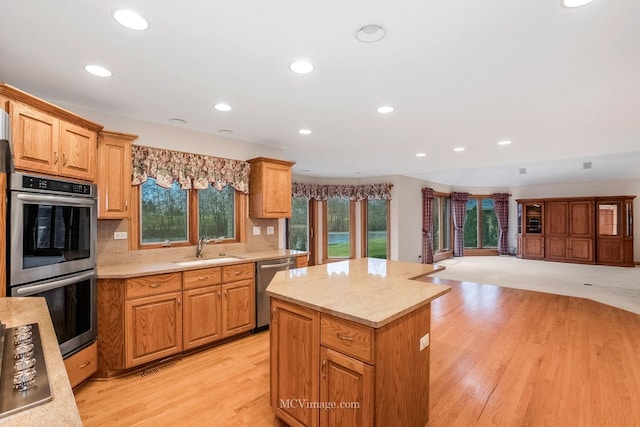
[125,200,128,211]
[224,290,228,298]
[79,361,92,369]
[337,334,354,341]
[322,359,326,372]
[234,271,241,276]
[198,276,210,281]
[63,152,67,166]
[54,151,59,164]
[177,298,181,305]
[217,291,221,299]
[149,283,161,288]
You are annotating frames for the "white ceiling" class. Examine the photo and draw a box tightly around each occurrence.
[2,0,639,187]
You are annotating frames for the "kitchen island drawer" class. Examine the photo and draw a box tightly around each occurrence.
[126,272,182,299]
[321,313,374,364]
[222,263,254,283]
[183,267,222,290]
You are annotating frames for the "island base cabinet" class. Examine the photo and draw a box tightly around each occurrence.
[64,341,98,388]
[271,299,320,427]
[271,297,432,427]
[320,347,373,427]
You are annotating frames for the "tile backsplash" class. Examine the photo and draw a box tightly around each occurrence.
[97,217,280,266]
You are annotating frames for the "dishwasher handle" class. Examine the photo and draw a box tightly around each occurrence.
[259,260,294,270]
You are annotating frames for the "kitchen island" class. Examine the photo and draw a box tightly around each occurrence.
[266,258,450,427]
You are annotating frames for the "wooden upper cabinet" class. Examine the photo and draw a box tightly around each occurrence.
[97,131,138,219]
[1,84,103,182]
[248,157,295,218]
[9,101,59,175]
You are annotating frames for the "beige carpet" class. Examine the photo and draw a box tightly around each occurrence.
[431,256,640,314]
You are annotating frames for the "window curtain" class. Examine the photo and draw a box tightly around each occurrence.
[130,145,250,193]
[422,188,435,264]
[451,192,469,257]
[492,193,510,255]
[292,183,392,201]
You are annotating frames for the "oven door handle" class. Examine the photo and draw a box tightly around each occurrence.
[16,193,96,206]
[15,271,96,296]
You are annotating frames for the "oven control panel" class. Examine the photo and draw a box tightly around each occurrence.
[21,175,93,196]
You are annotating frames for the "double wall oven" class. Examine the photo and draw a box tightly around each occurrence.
[6,172,97,358]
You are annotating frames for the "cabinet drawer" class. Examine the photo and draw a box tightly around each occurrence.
[126,272,182,299]
[321,314,374,364]
[222,263,254,283]
[183,267,222,290]
[64,341,97,388]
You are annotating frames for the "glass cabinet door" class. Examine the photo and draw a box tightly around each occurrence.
[525,204,542,234]
[597,202,620,236]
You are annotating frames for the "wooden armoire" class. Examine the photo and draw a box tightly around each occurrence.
[516,196,635,266]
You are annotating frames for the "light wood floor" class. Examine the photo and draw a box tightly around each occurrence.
[74,279,640,426]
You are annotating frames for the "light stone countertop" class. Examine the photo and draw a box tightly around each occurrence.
[0,298,82,426]
[97,248,308,279]
[266,258,451,328]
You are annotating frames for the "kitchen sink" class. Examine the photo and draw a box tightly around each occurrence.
[174,257,242,267]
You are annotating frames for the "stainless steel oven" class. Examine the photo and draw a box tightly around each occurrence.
[7,172,97,357]
[10,270,97,358]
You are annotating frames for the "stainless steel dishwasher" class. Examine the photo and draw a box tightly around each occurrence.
[255,257,296,331]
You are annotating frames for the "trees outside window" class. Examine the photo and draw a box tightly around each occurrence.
[141,178,188,244]
[364,199,388,259]
[288,198,309,251]
[464,197,498,249]
[323,198,355,259]
[138,178,239,248]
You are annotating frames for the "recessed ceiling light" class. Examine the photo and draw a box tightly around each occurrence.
[377,106,394,114]
[214,103,232,112]
[355,24,387,43]
[169,118,186,124]
[416,153,427,157]
[498,140,512,145]
[453,147,465,152]
[298,129,312,135]
[563,0,596,8]
[113,10,149,30]
[84,65,112,77]
[218,129,233,135]
[290,61,314,74]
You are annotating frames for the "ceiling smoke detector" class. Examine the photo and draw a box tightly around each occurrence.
[355,24,387,43]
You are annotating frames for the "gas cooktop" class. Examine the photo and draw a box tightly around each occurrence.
[0,322,52,418]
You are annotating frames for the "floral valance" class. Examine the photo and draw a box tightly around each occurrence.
[292,182,393,201]
[131,145,250,193]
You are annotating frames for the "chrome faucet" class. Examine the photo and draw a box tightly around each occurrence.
[196,237,210,258]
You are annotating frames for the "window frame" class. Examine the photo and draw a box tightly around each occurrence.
[433,192,453,261]
[322,198,356,262]
[286,198,318,266]
[361,199,390,259]
[129,183,245,250]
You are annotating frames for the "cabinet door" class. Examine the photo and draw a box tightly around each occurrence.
[320,347,374,427]
[59,120,96,181]
[271,299,320,427]
[125,292,183,367]
[9,101,59,174]
[183,285,222,349]
[523,236,544,259]
[97,135,131,218]
[222,279,255,337]
[262,162,292,217]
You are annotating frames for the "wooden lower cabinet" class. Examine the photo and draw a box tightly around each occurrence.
[271,298,431,427]
[296,255,309,268]
[125,291,183,367]
[183,285,222,349]
[98,263,256,377]
[522,236,544,259]
[64,341,98,388]
[320,347,374,427]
